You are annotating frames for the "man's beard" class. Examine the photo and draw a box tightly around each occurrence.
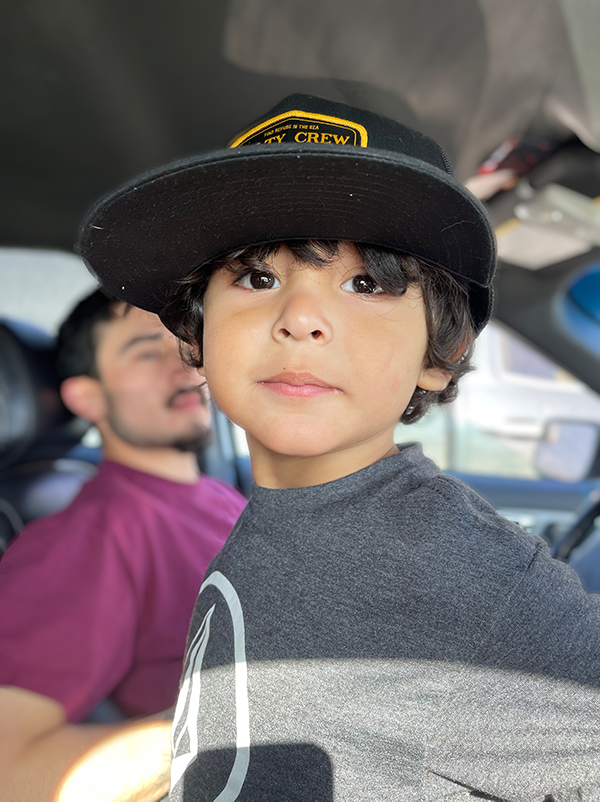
[170,427,214,454]
[105,388,214,454]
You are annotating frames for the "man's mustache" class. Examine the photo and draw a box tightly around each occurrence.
[167,383,210,408]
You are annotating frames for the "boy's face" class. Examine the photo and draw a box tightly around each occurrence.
[200,244,450,487]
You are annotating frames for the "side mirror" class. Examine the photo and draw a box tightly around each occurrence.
[535,420,600,483]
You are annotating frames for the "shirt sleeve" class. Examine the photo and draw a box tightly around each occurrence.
[476,539,600,686]
[0,504,139,722]
[434,542,600,800]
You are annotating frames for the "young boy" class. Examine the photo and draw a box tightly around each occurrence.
[80,95,600,801]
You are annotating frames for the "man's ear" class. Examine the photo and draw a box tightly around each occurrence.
[59,376,107,424]
[416,366,452,392]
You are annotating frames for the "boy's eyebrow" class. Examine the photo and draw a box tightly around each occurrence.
[119,332,164,354]
[222,259,270,272]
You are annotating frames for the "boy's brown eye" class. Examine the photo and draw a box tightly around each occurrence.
[341,274,384,295]
[237,270,281,290]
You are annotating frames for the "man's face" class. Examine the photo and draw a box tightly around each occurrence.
[94,305,211,452]
[200,244,448,480]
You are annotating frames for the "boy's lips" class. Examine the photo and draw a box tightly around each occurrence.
[258,372,341,398]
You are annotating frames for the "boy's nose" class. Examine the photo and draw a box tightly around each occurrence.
[272,289,333,343]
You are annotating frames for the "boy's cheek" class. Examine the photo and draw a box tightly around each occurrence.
[199,357,242,422]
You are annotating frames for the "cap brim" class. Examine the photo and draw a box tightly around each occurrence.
[79,143,496,329]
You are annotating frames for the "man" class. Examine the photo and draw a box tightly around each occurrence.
[0,290,246,801]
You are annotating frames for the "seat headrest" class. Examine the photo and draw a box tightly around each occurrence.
[0,320,87,469]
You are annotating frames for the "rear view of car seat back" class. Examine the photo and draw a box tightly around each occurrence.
[0,320,94,553]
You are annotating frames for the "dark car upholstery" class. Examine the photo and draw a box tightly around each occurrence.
[0,320,95,553]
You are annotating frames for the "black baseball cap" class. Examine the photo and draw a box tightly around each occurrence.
[79,94,496,330]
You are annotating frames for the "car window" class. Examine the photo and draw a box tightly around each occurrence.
[0,248,98,334]
[394,320,600,480]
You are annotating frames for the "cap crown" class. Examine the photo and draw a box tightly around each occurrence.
[229,94,453,175]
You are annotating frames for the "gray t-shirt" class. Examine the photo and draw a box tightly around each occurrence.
[170,445,600,802]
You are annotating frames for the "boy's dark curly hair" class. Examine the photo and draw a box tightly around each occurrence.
[161,241,477,424]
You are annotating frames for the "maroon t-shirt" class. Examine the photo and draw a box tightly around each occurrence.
[0,460,246,721]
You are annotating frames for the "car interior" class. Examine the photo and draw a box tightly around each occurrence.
[3,9,600,802]
[2,0,600,631]
[0,320,93,553]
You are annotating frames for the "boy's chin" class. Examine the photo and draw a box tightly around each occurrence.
[247,429,345,461]
[243,417,396,463]
[258,438,335,460]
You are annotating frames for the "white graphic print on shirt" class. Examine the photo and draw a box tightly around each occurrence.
[170,571,250,800]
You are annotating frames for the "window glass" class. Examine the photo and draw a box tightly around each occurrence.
[500,331,572,381]
[394,321,600,479]
[569,263,600,322]
[0,248,98,334]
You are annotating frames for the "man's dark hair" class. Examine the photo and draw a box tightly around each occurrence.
[162,241,477,424]
[56,289,124,380]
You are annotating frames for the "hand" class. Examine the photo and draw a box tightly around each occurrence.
[53,719,172,802]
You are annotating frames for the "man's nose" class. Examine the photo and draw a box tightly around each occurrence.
[272,282,333,343]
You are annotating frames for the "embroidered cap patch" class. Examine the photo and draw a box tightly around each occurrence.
[229,110,369,148]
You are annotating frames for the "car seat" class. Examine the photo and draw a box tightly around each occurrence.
[0,319,96,553]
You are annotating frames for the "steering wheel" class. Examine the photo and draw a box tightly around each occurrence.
[552,489,600,562]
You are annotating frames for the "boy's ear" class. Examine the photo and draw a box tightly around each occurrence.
[416,337,469,392]
[416,366,452,392]
[59,376,108,424]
